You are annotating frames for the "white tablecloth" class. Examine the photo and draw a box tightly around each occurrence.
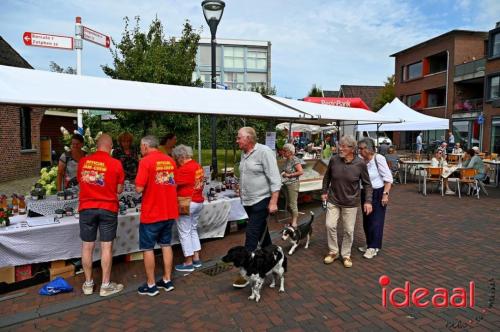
[0,196,247,267]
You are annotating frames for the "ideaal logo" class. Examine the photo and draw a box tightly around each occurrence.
[379,275,475,308]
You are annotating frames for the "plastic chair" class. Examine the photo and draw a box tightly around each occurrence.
[423,167,443,196]
[457,169,479,199]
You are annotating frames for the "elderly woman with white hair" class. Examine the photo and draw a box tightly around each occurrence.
[172,144,205,273]
[280,143,304,228]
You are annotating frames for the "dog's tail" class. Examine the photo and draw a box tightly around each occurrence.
[277,246,288,273]
[307,211,315,225]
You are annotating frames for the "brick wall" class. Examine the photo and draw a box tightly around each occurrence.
[483,57,500,151]
[0,105,44,182]
[40,115,77,155]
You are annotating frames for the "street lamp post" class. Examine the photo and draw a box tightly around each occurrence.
[202,0,225,179]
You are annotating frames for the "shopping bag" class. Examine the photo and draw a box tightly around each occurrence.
[38,276,73,296]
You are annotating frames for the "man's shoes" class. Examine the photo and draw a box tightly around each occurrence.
[138,283,160,296]
[175,264,194,272]
[358,246,367,253]
[82,281,94,295]
[156,279,175,292]
[232,275,249,288]
[99,282,124,297]
[363,248,378,259]
[323,252,339,264]
[445,189,455,195]
[193,260,203,268]
[343,257,353,268]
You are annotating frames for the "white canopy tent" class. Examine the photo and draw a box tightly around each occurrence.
[0,65,314,121]
[267,96,402,124]
[276,122,321,133]
[356,97,449,132]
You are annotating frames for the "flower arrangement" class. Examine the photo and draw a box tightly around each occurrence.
[60,127,102,153]
[0,208,12,227]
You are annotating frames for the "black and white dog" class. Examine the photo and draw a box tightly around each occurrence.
[222,244,287,303]
[281,211,314,255]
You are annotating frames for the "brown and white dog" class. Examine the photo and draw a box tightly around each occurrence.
[281,211,314,255]
[222,244,287,303]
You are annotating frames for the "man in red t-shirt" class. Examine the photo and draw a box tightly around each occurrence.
[77,134,125,297]
[135,135,178,296]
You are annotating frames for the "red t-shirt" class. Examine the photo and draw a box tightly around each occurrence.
[135,150,179,223]
[78,151,125,213]
[175,160,205,203]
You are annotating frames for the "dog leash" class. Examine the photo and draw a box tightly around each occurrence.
[256,216,270,250]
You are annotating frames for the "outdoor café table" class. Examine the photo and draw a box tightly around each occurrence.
[399,159,432,184]
[483,159,500,187]
[0,196,247,268]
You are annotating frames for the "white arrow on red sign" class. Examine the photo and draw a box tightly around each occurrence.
[23,32,73,50]
[82,26,110,48]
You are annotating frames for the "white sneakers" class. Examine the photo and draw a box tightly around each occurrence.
[445,189,456,195]
[363,248,379,259]
[358,246,367,253]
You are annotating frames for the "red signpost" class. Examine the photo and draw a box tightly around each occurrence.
[22,32,73,50]
[82,26,110,48]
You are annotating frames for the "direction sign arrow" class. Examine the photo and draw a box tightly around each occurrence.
[22,32,73,50]
[82,26,110,48]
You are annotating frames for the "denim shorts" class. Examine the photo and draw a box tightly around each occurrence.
[79,209,118,242]
[139,219,175,250]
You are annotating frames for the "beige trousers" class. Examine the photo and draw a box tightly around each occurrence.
[325,202,358,258]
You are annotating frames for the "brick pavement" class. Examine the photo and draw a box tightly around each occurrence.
[1,183,499,331]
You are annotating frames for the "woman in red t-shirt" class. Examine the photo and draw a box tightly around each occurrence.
[172,144,205,272]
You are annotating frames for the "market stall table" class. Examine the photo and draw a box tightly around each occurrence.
[0,195,247,268]
[399,159,431,184]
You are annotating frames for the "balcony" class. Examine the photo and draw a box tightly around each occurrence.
[454,98,483,112]
[454,58,485,82]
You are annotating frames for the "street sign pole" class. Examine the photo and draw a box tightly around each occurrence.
[75,17,83,134]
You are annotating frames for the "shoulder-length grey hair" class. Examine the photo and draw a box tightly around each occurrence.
[357,138,376,153]
[282,143,295,154]
[172,144,193,160]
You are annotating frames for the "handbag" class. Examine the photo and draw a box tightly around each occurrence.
[178,196,191,215]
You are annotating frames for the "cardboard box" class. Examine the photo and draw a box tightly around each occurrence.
[312,159,328,176]
[0,266,15,284]
[49,264,75,280]
[15,264,32,282]
[51,260,66,269]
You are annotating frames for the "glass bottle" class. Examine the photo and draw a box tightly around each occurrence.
[12,194,19,214]
[18,195,26,215]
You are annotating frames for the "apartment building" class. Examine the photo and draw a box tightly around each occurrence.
[484,23,500,153]
[193,38,271,91]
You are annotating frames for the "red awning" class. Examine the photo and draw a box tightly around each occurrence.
[303,97,371,111]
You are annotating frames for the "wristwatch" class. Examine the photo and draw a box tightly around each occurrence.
[383,191,389,196]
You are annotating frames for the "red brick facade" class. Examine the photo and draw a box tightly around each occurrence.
[0,105,45,182]
[40,115,77,156]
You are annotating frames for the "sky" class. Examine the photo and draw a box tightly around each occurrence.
[0,0,499,99]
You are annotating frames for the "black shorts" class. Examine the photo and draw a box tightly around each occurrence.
[79,209,118,242]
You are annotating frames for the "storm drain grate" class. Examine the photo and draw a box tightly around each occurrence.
[200,263,233,276]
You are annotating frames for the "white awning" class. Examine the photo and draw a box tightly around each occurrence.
[267,96,401,124]
[0,65,313,121]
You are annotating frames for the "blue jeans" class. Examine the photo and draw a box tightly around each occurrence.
[244,197,272,251]
[139,220,175,250]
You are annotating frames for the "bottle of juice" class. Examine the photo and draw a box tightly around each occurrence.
[12,194,19,214]
[18,195,26,215]
[0,195,7,210]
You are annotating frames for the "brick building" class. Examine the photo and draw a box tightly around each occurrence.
[391,23,500,153]
[0,36,47,182]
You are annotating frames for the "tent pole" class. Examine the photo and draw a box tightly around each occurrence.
[198,114,202,164]
[288,121,292,142]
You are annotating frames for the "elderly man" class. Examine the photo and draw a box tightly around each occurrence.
[135,135,178,296]
[233,127,281,288]
[321,135,373,268]
[78,134,125,296]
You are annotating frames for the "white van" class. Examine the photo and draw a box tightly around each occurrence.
[358,131,392,146]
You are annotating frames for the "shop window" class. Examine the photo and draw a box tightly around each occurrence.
[491,118,500,154]
[20,107,32,150]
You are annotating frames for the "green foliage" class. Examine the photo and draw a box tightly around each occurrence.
[372,75,395,112]
[101,16,203,142]
[49,61,76,74]
[308,84,323,97]
[251,85,277,95]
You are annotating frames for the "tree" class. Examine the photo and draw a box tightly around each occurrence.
[49,61,76,74]
[101,16,202,140]
[251,84,277,96]
[307,84,323,97]
[372,75,395,112]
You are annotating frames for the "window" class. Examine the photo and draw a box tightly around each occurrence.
[426,52,447,74]
[223,47,244,69]
[489,30,500,58]
[20,107,32,150]
[492,118,500,154]
[426,88,446,107]
[406,93,421,109]
[407,62,422,80]
[488,75,500,100]
[223,72,245,90]
[247,50,267,70]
